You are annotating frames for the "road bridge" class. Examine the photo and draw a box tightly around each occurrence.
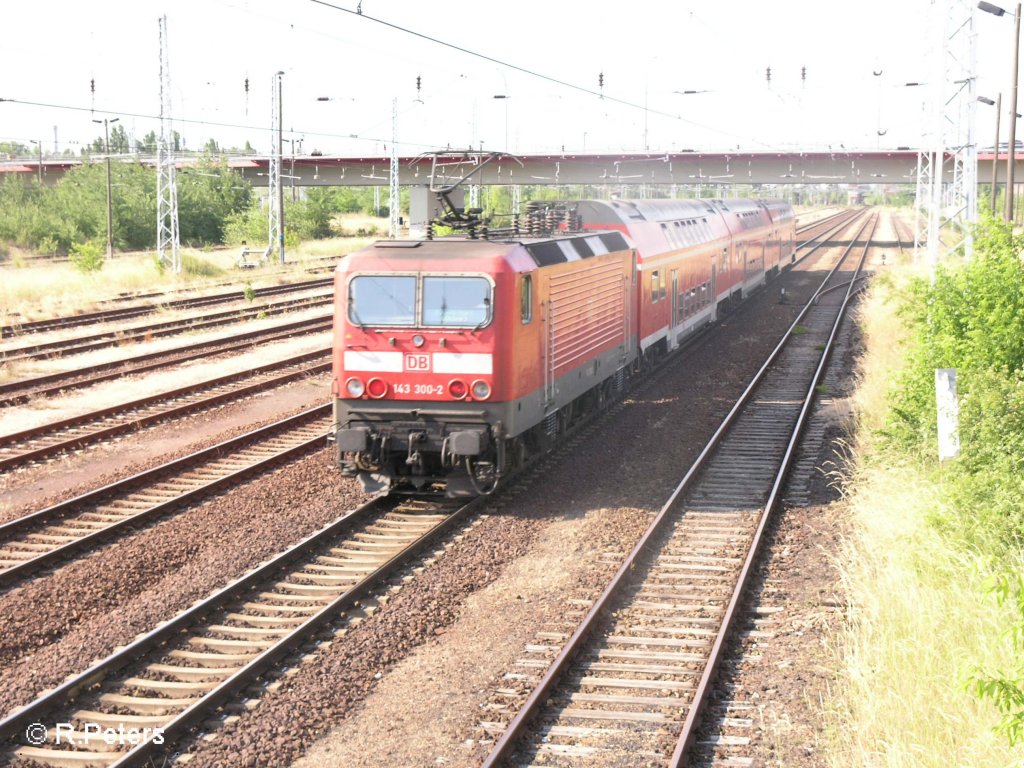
[2,149,1020,188]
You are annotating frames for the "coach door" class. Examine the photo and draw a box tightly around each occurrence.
[670,269,679,347]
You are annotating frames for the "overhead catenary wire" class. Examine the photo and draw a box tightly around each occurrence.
[302,0,779,148]
[0,95,436,151]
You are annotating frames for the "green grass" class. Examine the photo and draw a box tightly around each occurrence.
[827,462,1020,767]
[823,265,1022,767]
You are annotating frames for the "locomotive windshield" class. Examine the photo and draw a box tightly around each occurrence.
[422,276,491,327]
[348,275,416,325]
[348,274,492,328]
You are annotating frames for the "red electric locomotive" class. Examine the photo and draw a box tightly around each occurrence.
[331,197,795,497]
[332,227,638,496]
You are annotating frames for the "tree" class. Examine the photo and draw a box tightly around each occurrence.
[203,138,221,155]
[136,131,158,154]
[0,141,29,158]
[109,124,131,153]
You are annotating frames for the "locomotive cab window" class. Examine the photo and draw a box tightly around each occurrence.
[521,274,533,324]
[348,274,492,328]
[422,276,492,327]
[348,275,416,326]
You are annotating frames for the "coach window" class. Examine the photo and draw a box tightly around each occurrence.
[651,270,661,303]
[422,276,492,327]
[521,275,533,324]
[349,275,415,326]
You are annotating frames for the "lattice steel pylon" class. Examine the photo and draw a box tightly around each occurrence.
[389,98,400,238]
[268,72,283,262]
[915,0,978,273]
[156,15,181,273]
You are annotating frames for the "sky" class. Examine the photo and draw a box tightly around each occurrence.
[0,0,1016,159]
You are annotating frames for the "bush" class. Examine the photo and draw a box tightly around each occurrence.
[180,253,226,278]
[0,161,252,253]
[69,240,105,273]
[877,214,1024,747]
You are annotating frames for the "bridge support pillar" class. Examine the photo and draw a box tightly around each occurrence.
[409,185,463,238]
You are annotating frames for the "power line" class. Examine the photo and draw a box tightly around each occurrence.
[303,0,772,145]
[0,96,441,151]
[307,0,677,114]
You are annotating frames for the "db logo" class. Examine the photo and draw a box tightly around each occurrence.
[404,354,431,371]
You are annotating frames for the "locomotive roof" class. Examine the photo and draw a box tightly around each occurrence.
[351,230,631,270]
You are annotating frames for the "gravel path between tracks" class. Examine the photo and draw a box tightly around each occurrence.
[0,330,331,436]
[0,449,368,718]
[0,373,330,524]
[177,238,860,768]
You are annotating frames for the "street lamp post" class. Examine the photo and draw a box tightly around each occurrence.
[979,1,1022,222]
[276,71,285,265]
[493,94,510,150]
[92,117,120,258]
[979,95,1002,213]
[28,140,42,184]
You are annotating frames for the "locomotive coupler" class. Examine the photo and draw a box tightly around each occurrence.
[406,431,427,468]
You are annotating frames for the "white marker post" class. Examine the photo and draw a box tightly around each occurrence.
[935,368,960,462]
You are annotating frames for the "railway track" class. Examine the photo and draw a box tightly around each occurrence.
[0,277,333,340]
[0,405,331,588]
[478,213,875,766]
[0,493,480,767]
[689,261,862,767]
[1,290,332,364]
[0,348,331,472]
[794,207,856,239]
[793,207,863,263]
[0,211,869,768]
[0,314,331,408]
[892,213,915,259]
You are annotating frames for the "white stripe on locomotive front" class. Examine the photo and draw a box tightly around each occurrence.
[344,350,404,372]
[432,352,493,375]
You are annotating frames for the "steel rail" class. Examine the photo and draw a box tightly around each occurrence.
[793,207,866,264]
[0,404,331,587]
[0,277,333,339]
[794,207,853,236]
[0,348,331,472]
[0,495,396,743]
[0,493,485,767]
[1,291,332,363]
[0,316,332,408]
[0,314,331,402]
[481,212,876,767]
[671,212,875,765]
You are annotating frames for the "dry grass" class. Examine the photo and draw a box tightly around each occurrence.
[0,235,373,324]
[823,263,1021,767]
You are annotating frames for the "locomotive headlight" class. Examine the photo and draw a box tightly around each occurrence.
[366,377,389,399]
[448,379,468,399]
[412,334,425,347]
[345,377,365,397]
[471,380,491,400]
